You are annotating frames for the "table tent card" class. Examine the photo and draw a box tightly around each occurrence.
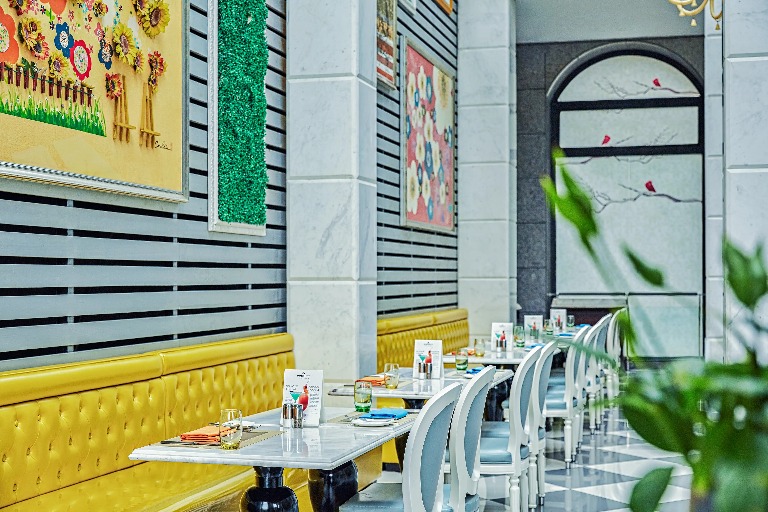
[283,369,323,427]
[550,308,567,333]
[524,315,544,337]
[413,339,443,379]
[491,322,514,351]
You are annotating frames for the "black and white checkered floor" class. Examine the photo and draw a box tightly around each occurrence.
[381,408,693,511]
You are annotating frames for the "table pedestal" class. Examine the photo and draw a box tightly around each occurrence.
[485,380,510,421]
[241,466,299,512]
[307,461,358,512]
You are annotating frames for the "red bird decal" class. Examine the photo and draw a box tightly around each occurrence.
[653,78,661,87]
[601,135,611,145]
[645,180,656,193]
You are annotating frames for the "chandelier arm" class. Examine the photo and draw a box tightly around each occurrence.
[673,2,708,17]
[709,0,723,20]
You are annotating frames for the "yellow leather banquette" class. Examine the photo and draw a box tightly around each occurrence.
[376,308,469,372]
[0,333,379,511]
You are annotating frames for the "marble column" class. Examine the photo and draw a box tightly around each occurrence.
[286,0,378,379]
[457,0,518,338]
[704,14,725,362]
[723,0,768,362]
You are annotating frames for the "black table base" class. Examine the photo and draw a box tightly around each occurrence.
[307,461,358,512]
[242,466,299,512]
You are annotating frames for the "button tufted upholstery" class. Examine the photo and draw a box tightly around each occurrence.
[0,333,361,511]
[376,309,469,372]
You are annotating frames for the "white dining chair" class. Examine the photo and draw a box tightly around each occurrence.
[585,314,612,434]
[476,346,542,511]
[543,326,589,467]
[604,308,625,403]
[339,382,462,512]
[479,343,557,508]
[444,365,496,512]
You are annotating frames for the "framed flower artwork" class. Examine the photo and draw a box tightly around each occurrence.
[434,0,452,14]
[400,37,455,233]
[0,0,187,201]
[376,0,396,89]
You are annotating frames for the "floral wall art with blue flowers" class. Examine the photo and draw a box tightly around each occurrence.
[0,0,185,200]
[401,39,455,233]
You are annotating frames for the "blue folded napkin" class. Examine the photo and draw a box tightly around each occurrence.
[359,408,408,420]
[466,367,483,375]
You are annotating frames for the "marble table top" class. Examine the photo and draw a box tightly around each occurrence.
[129,407,411,471]
[327,368,514,400]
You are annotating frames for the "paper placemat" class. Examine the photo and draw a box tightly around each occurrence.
[160,429,283,449]
[326,411,418,427]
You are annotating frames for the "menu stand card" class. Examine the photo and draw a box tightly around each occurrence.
[283,369,323,427]
[550,308,567,333]
[491,322,514,351]
[413,339,443,379]
[524,315,544,339]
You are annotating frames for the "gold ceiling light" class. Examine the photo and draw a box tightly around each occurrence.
[668,0,723,30]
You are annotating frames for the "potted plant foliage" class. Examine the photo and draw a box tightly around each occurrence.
[541,150,768,512]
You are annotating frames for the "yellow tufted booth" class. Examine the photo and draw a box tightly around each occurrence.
[376,308,469,463]
[0,333,380,511]
[376,308,469,372]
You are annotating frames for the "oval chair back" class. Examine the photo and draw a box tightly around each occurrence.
[527,341,558,506]
[402,382,463,512]
[604,309,625,401]
[562,325,590,407]
[448,365,496,511]
[507,346,543,463]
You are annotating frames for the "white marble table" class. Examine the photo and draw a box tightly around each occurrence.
[327,368,514,403]
[129,407,410,511]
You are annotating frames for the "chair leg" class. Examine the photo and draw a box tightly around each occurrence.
[588,392,596,435]
[573,412,581,461]
[509,475,521,512]
[521,469,529,512]
[538,448,546,504]
[528,454,537,509]
[564,418,572,468]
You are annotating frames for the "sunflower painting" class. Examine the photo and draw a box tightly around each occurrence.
[400,38,455,233]
[0,0,185,200]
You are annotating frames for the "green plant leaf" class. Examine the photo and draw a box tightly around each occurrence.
[629,467,673,512]
[619,394,690,454]
[714,462,768,512]
[624,246,665,287]
[540,158,599,257]
[723,240,768,311]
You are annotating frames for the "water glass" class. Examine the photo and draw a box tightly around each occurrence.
[474,338,486,357]
[219,408,243,450]
[567,314,576,330]
[544,319,553,336]
[455,348,469,372]
[384,363,400,389]
[354,380,373,412]
[514,325,525,348]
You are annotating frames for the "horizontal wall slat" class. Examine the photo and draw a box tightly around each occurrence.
[0,0,288,363]
[0,288,286,321]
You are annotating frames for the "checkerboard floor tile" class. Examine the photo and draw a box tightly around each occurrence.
[380,408,693,511]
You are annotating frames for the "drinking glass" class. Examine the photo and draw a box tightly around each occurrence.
[474,338,486,357]
[354,380,373,412]
[219,408,243,450]
[514,325,525,348]
[384,363,400,389]
[567,314,576,330]
[544,319,553,336]
[455,348,469,372]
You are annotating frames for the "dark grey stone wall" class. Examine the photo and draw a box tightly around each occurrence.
[515,36,704,319]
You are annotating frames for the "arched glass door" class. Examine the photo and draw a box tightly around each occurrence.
[551,50,704,358]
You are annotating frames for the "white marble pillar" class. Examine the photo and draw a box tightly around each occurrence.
[286,0,378,378]
[457,0,517,338]
[704,14,725,362]
[723,0,768,362]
